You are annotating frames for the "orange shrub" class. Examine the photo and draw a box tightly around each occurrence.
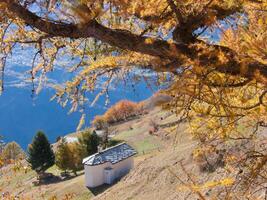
[136,101,146,114]
[92,115,108,130]
[104,100,139,123]
[92,100,145,127]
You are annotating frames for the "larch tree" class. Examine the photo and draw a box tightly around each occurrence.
[55,138,70,173]
[65,142,86,175]
[0,136,5,167]
[2,141,25,162]
[0,0,267,198]
[55,138,85,175]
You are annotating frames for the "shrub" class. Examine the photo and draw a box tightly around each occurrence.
[149,119,159,132]
[106,139,124,148]
[91,99,145,128]
[193,146,225,173]
[104,100,140,124]
[148,128,154,135]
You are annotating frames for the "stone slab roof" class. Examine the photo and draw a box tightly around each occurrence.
[82,143,137,166]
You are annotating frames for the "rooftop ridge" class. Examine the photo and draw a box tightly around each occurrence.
[83,142,137,166]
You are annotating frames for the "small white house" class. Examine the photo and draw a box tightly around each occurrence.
[82,143,137,188]
[63,136,78,143]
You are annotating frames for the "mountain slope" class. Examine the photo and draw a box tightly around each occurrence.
[0,97,182,199]
[94,134,196,200]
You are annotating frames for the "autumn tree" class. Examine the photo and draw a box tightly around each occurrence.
[67,142,86,175]
[27,131,55,175]
[0,0,267,198]
[70,143,86,175]
[55,139,85,175]
[0,136,5,167]
[2,141,25,162]
[55,138,70,173]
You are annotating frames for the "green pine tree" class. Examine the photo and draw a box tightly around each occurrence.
[27,131,55,174]
[78,130,100,156]
[90,131,100,154]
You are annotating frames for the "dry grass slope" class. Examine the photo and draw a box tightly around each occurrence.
[94,139,197,200]
[1,94,194,200]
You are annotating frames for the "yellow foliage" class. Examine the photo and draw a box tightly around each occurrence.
[177,178,234,191]
[104,100,140,124]
[1,0,267,198]
[145,38,154,44]
[76,114,86,131]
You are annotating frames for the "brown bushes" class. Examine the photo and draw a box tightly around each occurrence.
[105,100,139,123]
[92,115,108,130]
[92,100,145,128]
[193,146,225,173]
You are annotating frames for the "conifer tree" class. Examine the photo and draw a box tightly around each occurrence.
[78,130,100,156]
[27,131,55,174]
[90,131,100,154]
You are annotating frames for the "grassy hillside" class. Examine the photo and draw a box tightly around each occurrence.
[0,164,91,199]
[0,103,183,199]
[94,142,197,200]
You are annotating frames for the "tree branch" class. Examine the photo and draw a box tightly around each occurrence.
[204,79,252,88]
[2,0,267,85]
[167,0,184,24]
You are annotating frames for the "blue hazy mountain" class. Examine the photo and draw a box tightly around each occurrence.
[0,63,155,149]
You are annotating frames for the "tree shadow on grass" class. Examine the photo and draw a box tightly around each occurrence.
[34,171,85,186]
